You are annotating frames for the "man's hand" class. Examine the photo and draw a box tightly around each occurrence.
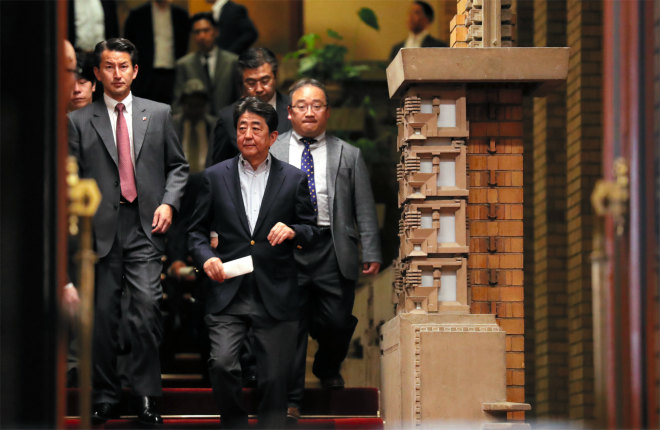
[362,262,381,275]
[204,257,226,283]
[210,235,219,249]
[168,260,196,281]
[152,204,173,234]
[61,284,80,319]
[267,222,295,246]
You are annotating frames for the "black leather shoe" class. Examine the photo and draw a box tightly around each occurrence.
[91,403,119,425]
[136,396,163,426]
[242,372,258,388]
[286,406,301,425]
[320,374,345,389]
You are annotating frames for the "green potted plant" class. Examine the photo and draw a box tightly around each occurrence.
[285,8,379,104]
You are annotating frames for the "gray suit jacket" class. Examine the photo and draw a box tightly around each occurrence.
[68,96,189,258]
[174,49,239,114]
[271,131,382,280]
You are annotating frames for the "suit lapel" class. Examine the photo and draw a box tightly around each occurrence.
[326,135,341,206]
[222,158,251,235]
[271,131,291,162]
[132,97,149,161]
[90,99,118,166]
[253,157,285,235]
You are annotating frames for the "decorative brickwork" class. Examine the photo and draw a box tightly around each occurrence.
[565,0,602,422]
[531,0,569,419]
[466,85,525,418]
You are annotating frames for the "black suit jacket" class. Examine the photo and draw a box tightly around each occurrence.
[124,3,190,93]
[215,0,258,55]
[188,156,317,320]
[389,34,447,62]
[68,0,119,49]
[212,92,291,163]
[68,96,189,258]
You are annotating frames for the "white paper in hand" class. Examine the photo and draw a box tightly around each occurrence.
[223,255,254,279]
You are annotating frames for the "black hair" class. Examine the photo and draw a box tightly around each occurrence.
[233,96,278,133]
[75,50,96,83]
[94,38,138,67]
[288,78,329,105]
[414,1,434,22]
[190,12,216,27]
[238,47,278,77]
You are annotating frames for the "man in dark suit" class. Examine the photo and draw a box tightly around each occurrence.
[124,0,190,104]
[270,79,382,421]
[207,0,258,55]
[68,0,119,52]
[389,0,447,61]
[188,97,317,428]
[174,12,239,115]
[68,38,189,426]
[213,47,290,163]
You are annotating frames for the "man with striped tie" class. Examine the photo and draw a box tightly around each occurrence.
[270,78,382,422]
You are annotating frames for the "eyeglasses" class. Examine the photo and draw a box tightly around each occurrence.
[244,76,273,89]
[290,103,327,113]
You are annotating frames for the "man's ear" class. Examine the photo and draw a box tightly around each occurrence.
[93,67,101,82]
[269,130,279,145]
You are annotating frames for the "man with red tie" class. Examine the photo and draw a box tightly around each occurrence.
[68,38,188,426]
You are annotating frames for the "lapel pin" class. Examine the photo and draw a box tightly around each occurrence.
[142,116,147,121]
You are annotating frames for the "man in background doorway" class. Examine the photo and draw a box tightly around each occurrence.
[389,0,447,62]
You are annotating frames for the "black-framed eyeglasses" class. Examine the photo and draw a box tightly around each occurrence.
[290,103,327,113]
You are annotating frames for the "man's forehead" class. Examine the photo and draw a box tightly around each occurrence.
[292,87,326,101]
[100,50,132,62]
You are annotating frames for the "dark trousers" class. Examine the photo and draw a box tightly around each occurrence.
[288,229,357,408]
[206,274,297,429]
[92,203,164,404]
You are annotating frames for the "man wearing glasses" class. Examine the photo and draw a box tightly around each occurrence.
[270,78,382,422]
[212,47,291,163]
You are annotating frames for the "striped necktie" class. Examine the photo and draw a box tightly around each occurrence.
[300,137,317,213]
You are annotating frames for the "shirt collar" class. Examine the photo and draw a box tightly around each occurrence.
[239,153,271,173]
[212,0,230,20]
[267,92,277,109]
[292,130,326,147]
[104,92,133,113]
[407,29,430,46]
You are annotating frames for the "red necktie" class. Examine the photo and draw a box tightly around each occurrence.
[116,103,137,202]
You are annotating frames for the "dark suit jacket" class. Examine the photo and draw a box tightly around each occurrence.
[174,49,239,114]
[68,0,119,49]
[188,156,317,320]
[215,0,258,55]
[212,92,291,163]
[68,96,189,258]
[271,132,382,281]
[124,3,190,93]
[389,34,447,61]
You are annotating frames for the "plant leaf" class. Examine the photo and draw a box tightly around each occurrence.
[327,29,343,40]
[358,8,379,30]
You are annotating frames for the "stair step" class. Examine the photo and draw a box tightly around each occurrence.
[161,373,210,388]
[64,417,384,429]
[67,387,380,416]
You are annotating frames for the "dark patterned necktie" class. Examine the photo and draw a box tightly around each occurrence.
[300,137,317,213]
[116,103,137,202]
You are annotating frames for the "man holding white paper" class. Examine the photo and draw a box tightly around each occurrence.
[187,97,317,428]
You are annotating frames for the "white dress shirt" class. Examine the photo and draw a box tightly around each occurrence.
[404,29,430,48]
[103,93,136,167]
[288,131,330,226]
[152,2,175,69]
[211,0,230,23]
[238,154,271,234]
[74,0,105,51]
[202,47,219,80]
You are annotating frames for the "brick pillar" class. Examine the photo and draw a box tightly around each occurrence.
[532,0,569,419]
[566,0,602,422]
[466,85,525,419]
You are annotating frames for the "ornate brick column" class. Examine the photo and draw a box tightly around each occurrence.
[381,48,568,427]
